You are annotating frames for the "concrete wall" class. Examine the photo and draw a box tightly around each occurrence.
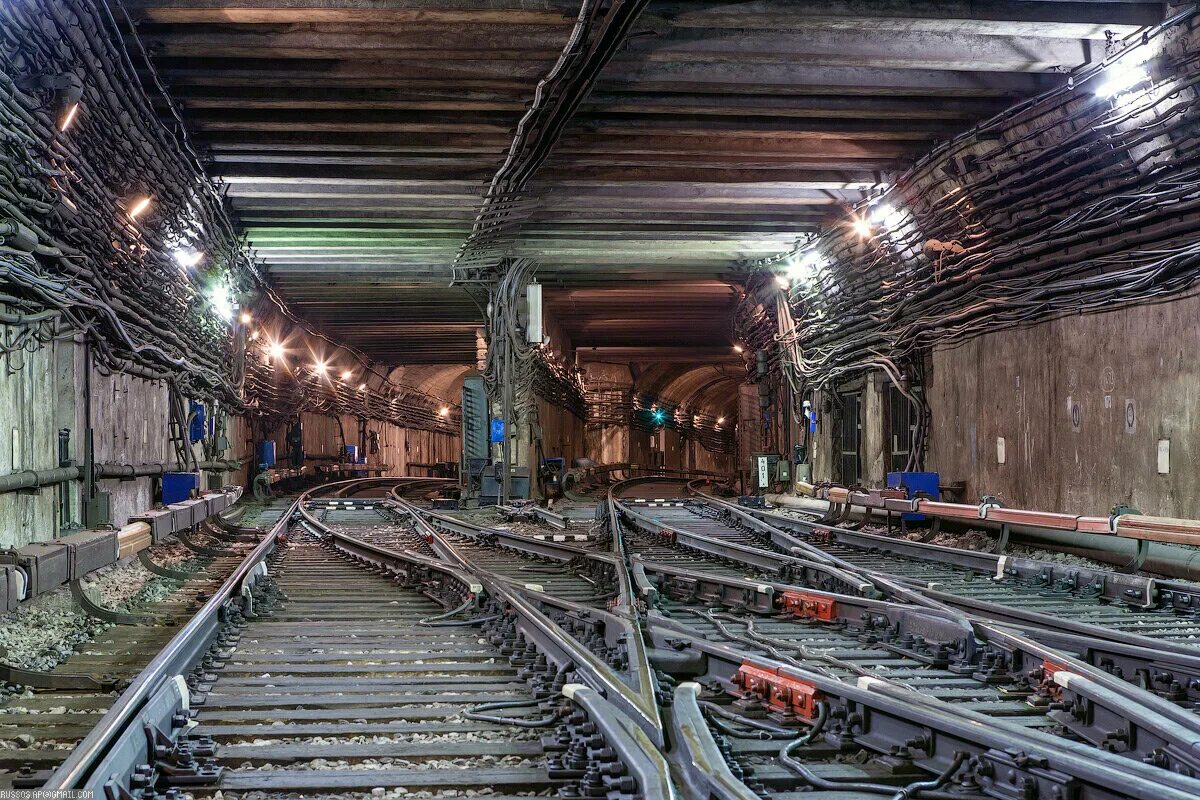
[0,331,68,545]
[924,297,1200,518]
[2,328,460,548]
[1,335,188,547]
[258,411,458,477]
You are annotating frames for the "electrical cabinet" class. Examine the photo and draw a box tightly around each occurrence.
[258,440,276,468]
[886,471,940,522]
[163,471,199,505]
[60,530,119,580]
[1,542,69,598]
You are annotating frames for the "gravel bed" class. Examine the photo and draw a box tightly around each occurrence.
[187,790,552,800]
[235,755,538,772]
[0,540,196,672]
[0,588,109,671]
[229,731,543,747]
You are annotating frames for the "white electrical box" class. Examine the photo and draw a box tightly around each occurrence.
[525,283,543,344]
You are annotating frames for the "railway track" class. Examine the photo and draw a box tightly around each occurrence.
[190,539,567,797]
[614,479,1200,678]
[30,478,670,800]
[386,499,623,609]
[21,475,1200,800]
[0,498,293,788]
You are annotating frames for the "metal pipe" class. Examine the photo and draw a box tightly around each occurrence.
[0,461,243,496]
[0,466,80,493]
[765,493,1200,581]
[94,461,241,479]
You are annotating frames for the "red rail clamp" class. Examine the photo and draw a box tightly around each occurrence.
[733,661,822,720]
[780,590,837,621]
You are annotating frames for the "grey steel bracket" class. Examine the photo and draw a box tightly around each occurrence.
[670,682,761,800]
[562,683,674,800]
[70,579,162,626]
[88,675,193,800]
[177,530,236,556]
[0,658,118,691]
[991,522,1011,553]
[137,549,200,580]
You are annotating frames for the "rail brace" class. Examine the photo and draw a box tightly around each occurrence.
[70,579,163,626]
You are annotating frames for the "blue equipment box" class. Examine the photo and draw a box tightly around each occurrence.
[258,440,276,468]
[886,471,939,522]
[188,401,206,443]
[163,472,200,505]
[345,444,359,463]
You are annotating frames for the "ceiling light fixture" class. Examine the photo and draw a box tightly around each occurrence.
[173,249,203,269]
[127,196,152,219]
[60,102,79,131]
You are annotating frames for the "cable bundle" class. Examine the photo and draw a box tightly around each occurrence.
[0,0,458,433]
[770,14,1200,398]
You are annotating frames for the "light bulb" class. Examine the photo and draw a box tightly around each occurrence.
[128,196,152,219]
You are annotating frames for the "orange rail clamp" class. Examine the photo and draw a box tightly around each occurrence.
[780,590,837,622]
[734,661,821,720]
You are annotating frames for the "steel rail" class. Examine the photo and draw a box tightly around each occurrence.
[610,480,877,597]
[43,494,298,790]
[670,682,761,800]
[657,630,1200,800]
[42,476,430,792]
[638,557,1200,772]
[697,487,1200,697]
[649,484,1200,742]
[302,496,673,770]
[388,496,665,747]
[614,478,1200,772]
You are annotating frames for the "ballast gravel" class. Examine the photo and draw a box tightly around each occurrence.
[0,542,193,672]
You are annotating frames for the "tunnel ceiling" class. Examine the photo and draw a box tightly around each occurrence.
[130,0,1161,366]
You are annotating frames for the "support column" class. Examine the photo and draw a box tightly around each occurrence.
[736,383,761,492]
[862,371,888,486]
[811,389,834,483]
